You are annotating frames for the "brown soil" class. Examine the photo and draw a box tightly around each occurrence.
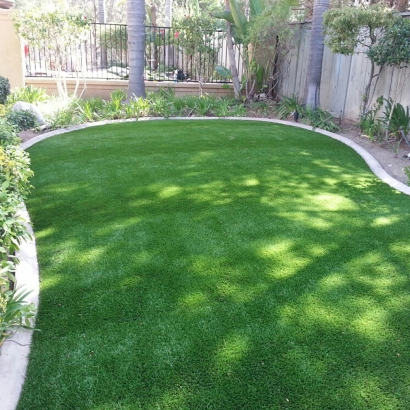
[19,119,410,185]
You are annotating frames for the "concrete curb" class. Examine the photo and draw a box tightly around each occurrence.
[1,116,409,410]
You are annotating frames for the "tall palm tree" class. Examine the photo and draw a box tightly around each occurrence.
[127,0,146,98]
[304,0,329,108]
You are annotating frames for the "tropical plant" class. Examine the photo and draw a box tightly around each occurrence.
[0,76,11,105]
[214,0,298,100]
[275,94,303,119]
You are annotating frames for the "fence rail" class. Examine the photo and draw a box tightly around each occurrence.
[24,23,239,83]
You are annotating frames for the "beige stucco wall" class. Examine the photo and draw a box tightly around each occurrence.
[25,78,234,99]
[0,9,24,89]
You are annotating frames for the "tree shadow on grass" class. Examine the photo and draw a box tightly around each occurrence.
[19,121,410,410]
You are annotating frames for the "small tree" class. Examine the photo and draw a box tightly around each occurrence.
[14,7,89,99]
[323,5,399,114]
[173,14,222,95]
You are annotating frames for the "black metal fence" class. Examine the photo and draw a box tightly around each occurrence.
[24,23,239,83]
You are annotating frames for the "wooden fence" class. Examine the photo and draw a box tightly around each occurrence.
[277,22,410,121]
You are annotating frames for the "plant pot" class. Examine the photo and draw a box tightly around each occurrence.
[0,0,15,9]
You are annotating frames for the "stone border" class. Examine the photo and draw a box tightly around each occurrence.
[1,117,409,410]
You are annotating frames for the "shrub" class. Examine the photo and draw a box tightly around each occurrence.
[0,76,11,105]
[7,85,49,105]
[0,118,20,146]
[358,96,384,141]
[0,126,36,348]
[0,144,34,197]
[7,109,38,131]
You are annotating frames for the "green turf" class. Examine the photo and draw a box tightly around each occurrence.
[18,120,410,409]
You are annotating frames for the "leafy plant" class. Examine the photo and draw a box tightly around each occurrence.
[303,106,340,132]
[275,94,339,132]
[358,96,384,141]
[382,98,410,148]
[0,146,33,197]
[0,118,20,146]
[0,280,37,345]
[7,86,49,105]
[275,94,303,119]
[0,76,11,105]
[405,166,410,186]
[323,5,398,114]
[367,18,410,68]
[6,110,38,131]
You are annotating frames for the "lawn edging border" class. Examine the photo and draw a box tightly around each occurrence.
[1,116,409,410]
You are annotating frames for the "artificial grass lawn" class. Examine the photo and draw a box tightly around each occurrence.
[19,120,410,410]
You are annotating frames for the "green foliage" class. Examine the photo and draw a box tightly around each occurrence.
[7,110,38,131]
[7,86,49,105]
[323,5,398,55]
[173,15,222,81]
[405,166,410,185]
[303,106,340,133]
[0,119,20,146]
[215,0,298,99]
[0,144,33,197]
[358,96,384,141]
[275,95,340,132]
[0,127,35,346]
[0,76,11,106]
[275,94,302,119]
[0,282,37,345]
[382,98,410,147]
[367,18,410,68]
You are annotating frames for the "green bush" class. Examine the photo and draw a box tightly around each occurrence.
[0,121,35,348]
[0,118,20,146]
[358,97,384,141]
[0,76,10,105]
[7,110,38,131]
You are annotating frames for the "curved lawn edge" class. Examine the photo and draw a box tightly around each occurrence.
[2,117,408,410]
[21,117,410,196]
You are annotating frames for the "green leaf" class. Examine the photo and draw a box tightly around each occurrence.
[250,0,266,17]
[229,0,248,38]
[213,11,234,25]
[215,66,232,78]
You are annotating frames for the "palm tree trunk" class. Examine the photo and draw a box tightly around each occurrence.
[225,0,241,99]
[127,0,146,98]
[304,0,329,109]
[99,0,108,69]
